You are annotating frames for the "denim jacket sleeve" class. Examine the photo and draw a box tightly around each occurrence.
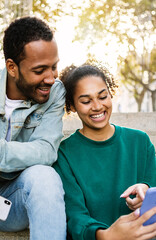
[0,79,65,173]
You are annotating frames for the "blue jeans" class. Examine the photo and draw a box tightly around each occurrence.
[0,165,66,240]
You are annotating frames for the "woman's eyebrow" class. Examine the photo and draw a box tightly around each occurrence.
[78,89,107,99]
[98,89,106,94]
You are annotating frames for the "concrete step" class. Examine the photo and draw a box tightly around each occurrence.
[0,230,29,240]
[63,112,156,148]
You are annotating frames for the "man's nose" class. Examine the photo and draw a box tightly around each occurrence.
[43,70,56,85]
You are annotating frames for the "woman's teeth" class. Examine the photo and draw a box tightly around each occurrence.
[91,112,105,118]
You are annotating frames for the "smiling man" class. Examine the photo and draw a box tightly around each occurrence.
[0,17,66,239]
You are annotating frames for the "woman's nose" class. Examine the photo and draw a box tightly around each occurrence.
[92,100,103,111]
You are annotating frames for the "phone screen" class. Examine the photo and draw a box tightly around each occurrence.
[140,187,156,226]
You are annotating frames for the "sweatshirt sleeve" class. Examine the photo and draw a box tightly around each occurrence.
[143,133,156,187]
[54,148,109,240]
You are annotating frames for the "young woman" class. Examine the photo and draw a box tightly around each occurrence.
[54,63,156,240]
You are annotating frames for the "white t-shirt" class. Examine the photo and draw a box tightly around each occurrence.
[5,95,23,141]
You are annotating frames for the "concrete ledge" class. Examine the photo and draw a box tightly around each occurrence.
[63,112,156,148]
[0,230,29,239]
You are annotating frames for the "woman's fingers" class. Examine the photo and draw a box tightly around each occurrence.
[120,183,149,199]
[137,207,156,226]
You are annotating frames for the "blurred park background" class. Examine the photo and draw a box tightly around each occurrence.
[0,0,155,113]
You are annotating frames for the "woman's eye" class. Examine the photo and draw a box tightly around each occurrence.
[100,96,107,100]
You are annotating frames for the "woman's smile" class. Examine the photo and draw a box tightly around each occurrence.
[90,111,106,121]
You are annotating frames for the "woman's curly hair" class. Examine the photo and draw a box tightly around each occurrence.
[59,59,118,114]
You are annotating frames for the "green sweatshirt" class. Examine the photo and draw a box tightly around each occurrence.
[54,125,156,240]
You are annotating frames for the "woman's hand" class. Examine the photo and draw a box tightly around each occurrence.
[120,183,149,210]
[96,207,156,240]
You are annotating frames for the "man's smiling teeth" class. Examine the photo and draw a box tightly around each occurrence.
[91,112,105,118]
[39,87,49,91]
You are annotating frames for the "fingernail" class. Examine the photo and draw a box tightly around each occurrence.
[134,208,140,216]
[120,194,125,198]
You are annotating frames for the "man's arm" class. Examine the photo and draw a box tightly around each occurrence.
[0,80,65,173]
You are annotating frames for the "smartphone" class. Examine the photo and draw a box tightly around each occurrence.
[0,196,12,221]
[140,187,156,226]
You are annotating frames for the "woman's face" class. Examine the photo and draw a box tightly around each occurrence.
[72,75,112,133]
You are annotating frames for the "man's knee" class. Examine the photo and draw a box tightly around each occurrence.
[19,165,64,199]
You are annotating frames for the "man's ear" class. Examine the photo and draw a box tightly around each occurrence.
[6,59,18,78]
[70,105,76,113]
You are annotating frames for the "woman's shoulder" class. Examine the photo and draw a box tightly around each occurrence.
[116,125,150,142]
[119,125,147,136]
[59,130,80,149]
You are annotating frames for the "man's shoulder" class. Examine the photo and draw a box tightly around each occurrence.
[52,78,65,90]
[49,78,65,100]
[0,67,7,78]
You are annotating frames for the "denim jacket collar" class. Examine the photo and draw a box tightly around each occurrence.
[0,67,35,115]
[0,68,7,115]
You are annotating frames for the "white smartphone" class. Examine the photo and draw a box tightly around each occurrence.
[0,196,12,221]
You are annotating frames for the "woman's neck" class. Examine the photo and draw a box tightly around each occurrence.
[79,124,115,141]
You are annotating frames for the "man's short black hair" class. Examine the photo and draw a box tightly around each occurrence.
[3,16,53,65]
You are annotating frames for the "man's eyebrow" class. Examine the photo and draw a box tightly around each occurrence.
[78,94,90,99]
[31,60,59,70]
[78,89,106,99]
[31,65,48,70]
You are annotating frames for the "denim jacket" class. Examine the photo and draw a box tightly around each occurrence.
[0,67,65,180]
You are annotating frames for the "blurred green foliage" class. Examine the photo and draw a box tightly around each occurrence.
[73,0,156,111]
[0,0,155,110]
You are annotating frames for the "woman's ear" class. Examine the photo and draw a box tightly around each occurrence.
[6,59,18,78]
[70,105,76,113]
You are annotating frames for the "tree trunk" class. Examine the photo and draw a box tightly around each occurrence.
[137,101,142,112]
[151,90,156,112]
[134,88,145,112]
